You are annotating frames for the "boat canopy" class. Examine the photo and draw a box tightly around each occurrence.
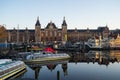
[44,47,55,53]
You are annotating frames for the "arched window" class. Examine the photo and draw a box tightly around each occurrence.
[59,33,61,37]
[50,31,52,36]
[46,31,48,36]
[54,31,57,37]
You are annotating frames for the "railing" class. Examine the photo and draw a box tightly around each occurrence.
[27,53,69,60]
[0,61,25,76]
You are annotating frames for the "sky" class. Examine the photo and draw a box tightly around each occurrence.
[0,0,120,30]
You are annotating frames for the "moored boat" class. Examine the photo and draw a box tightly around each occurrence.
[85,36,109,50]
[0,59,26,80]
[24,51,70,63]
[85,34,120,50]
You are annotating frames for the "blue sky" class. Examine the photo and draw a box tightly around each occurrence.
[0,0,120,29]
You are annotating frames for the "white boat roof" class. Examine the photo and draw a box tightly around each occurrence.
[0,59,12,65]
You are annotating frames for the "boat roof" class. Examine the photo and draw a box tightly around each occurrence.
[0,59,12,65]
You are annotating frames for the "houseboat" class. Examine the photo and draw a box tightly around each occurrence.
[0,59,26,80]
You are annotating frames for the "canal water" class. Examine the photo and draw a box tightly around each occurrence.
[14,50,120,80]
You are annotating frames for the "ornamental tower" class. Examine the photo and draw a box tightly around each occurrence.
[62,17,67,41]
[35,16,41,42]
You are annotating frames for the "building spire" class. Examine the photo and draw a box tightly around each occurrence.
[37,16,39,20]
[62,16,67,26]
[35,16,41,26]
[50,20,52,23]
[64,16,65,20]
[106,24,108,27]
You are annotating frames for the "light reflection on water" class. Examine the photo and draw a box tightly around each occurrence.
[16,50,120,80]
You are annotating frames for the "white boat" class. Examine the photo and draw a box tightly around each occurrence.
[0,59,26,80]
[85,34,120,50]
[24,51,70,63]
[0,59,12,64]
[85,35,109,50]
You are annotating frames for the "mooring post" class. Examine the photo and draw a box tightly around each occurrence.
[57,70,60,80]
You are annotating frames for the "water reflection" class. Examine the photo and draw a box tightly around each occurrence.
[70,50,120,66]
[62,63,68,76]
[24,60,68,80]
[16,50,120,80]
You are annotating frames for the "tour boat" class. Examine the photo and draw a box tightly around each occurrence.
[24,51,70,63]
[0,59,26,80]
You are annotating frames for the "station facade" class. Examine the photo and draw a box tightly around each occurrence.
[0,17,110,43]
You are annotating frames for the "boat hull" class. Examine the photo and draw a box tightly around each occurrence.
[24,56,70,64]
[0,66,26,80]
[0,60,26,80]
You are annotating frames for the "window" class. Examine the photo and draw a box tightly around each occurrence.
[54,31,57,37]
[59,33,61,37]
[42,33,44,37]
[50,31,52,36]
[46,31,48,36]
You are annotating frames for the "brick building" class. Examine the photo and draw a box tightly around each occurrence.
[6,17,110,43]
